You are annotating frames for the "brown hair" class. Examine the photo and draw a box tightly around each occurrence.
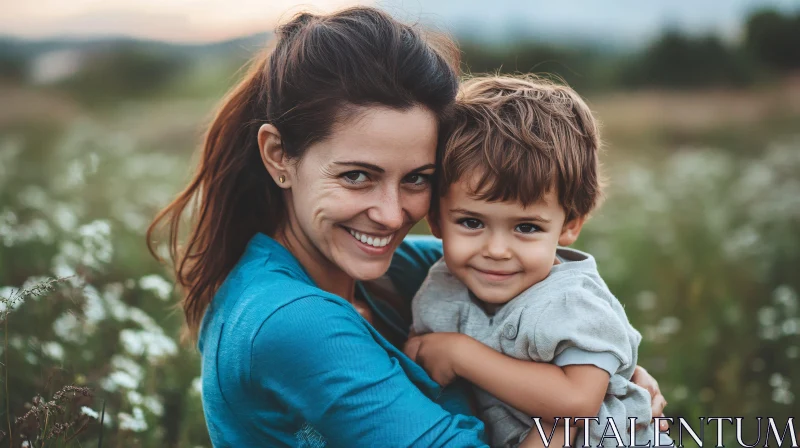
[147,7,460,339]
[435,75,603,222]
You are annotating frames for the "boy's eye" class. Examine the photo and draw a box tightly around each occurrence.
[342,171,368,184]
[458,218,484,230]
[515,223,540,234]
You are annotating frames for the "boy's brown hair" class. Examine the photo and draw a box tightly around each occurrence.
[435,75,603,223]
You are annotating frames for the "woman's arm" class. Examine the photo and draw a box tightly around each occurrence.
[252,296,487,447]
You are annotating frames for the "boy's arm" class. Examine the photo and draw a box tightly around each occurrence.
[453,336,609,421]
[405,332,607,421]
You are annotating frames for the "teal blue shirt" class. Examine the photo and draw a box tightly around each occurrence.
[198,233,487,447]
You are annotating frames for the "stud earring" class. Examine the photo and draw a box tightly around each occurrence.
[278,175,286,183]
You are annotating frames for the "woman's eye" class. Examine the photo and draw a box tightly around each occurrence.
[342,171,368,184]
[515,223,540,234]
[404,174,430,187]
[459,218,484,230]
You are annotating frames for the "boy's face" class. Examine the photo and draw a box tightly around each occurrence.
[431,175,585,306]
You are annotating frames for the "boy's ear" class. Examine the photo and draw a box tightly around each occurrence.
[558,215,587,246]
[426,210,442,239]
[258,123,292,188]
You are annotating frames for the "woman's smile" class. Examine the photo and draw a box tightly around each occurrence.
[341,226,396,255]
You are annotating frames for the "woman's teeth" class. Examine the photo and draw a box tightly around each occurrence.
[348,229,393,248]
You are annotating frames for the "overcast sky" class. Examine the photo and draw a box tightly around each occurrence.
[2,0,798,44]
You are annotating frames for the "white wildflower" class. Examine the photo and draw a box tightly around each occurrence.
[191,377,203,396]
[101,355,144,391]
[782,318,800,336]
[774,285,798,313]
[119,328,178,362]
[671,385,688,401]
[657,316,681,336]
[83,284,106,325]
[143,395,164,416]
[81,406,99,419]
[41,341,65,361]
[635,290,657,311]
[53,203,79,232]
[77,220,113,268]
[102,371,139,391]
[139,274,173,301]
[103,283,128,321]
[0,209,18,246]
[758,306,777,328]
[127,390,143,405]
[118,407,148,432]
[53,312,84,344]
[127,308,161,333]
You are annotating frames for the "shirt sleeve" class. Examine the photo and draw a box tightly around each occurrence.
[520,291,633,373]
[252,295,486,448]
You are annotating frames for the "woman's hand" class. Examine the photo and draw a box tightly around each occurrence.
[403,332,468,386]
[631,365,669,430]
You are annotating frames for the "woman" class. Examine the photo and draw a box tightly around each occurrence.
[148,7,667,447]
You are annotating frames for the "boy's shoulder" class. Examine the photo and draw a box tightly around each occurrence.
[513,247,618,309]
[414,257,471,302]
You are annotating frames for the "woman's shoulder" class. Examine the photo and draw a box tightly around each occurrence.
[394,233,443,264]
[385,233,443,301]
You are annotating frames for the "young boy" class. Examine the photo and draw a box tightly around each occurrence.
[405,76,670,447]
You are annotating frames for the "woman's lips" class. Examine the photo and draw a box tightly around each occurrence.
[344,227,394,247]
[342,226,395,255]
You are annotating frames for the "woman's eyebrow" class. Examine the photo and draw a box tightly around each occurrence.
[409,163,436,173]
[333,161,384,173]
[333,162,436,173]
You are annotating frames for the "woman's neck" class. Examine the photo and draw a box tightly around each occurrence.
[274,224,357,302]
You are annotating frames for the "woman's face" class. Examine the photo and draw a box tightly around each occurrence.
[285,105,438,281]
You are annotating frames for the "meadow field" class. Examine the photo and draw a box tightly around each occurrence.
[1,56,799,446]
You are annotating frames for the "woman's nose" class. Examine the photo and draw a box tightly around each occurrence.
[483,231,512,260]
[366,187,405,230]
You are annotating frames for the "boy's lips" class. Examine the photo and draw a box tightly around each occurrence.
[471,267,519,281]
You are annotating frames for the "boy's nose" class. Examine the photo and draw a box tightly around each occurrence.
[483,231,512,260]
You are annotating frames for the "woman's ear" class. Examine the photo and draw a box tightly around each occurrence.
[258,124,291,188]
[558,215,587,246]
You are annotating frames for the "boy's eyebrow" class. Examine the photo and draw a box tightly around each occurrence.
[449,207,552,223]
[518,215,552,224]
[333,162,435,173]
[449,208,484,217]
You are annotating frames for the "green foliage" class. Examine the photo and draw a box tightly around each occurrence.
[57,42,191,105]
[619,31,758,89]
[459,40,616,92]
[745,9,800,72]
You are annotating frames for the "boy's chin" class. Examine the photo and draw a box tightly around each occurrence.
[468,286,516,306]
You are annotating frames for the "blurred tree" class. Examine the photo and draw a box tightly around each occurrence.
[59,42,189,104]
[0,42,28,82]
[620,30,757,89]
[745,9,800,72]
[459,40,617,92]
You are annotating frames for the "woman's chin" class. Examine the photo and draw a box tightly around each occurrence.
[340,256,392,281]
